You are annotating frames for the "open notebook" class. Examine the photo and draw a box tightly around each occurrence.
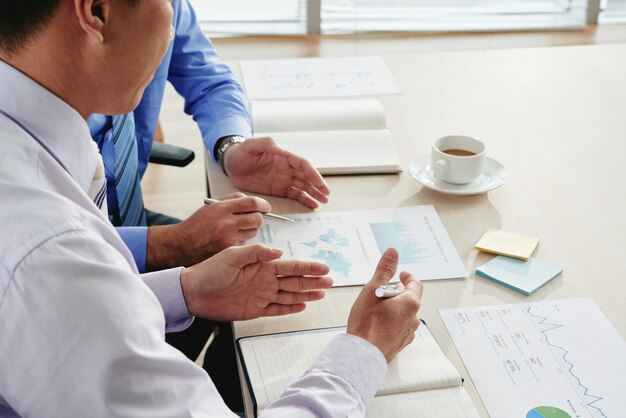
[250,99,402,175]
[237,324,480,417]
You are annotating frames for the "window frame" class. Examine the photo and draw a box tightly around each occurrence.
[190,0,608,36]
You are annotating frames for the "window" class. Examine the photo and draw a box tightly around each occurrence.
[321,1,588,33]
[189,0,614,36]
[601,0,626,22]
[189,0,307,36]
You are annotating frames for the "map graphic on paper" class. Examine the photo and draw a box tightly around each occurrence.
[300,229,352,276]
[440,299,626,418]
[249,205,466,287]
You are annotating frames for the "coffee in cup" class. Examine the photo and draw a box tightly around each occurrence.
[441,149,476,157]
[431,135,486,184]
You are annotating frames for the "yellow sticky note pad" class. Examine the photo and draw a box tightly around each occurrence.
[474,229,539,261]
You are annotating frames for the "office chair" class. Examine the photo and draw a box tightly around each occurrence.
[149,141,195,167]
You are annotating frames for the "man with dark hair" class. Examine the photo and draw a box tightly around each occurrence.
[0,0,424,416]
[86,1,332,409]
[0,1,59,54]
[88,0,330,278]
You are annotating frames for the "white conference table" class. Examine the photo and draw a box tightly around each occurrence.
[206,43,626,417]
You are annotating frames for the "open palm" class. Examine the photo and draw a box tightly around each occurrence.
[223,137,330,209]
[180,244,332,321]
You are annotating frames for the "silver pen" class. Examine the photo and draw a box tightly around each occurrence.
[203,197,296,223]
[375,284,402,298]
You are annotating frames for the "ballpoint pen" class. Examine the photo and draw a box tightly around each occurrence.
[203,197,296,223]
[375,284,403,298]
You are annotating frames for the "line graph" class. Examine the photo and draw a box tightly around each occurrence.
[526,307,607,418]
[440,299,625,418]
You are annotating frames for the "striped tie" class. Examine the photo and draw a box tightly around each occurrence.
[105,114,147,227]
[88,153,108,215]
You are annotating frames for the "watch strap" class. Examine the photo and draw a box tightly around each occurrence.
[216,135,247,173]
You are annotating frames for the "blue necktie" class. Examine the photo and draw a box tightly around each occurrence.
[88,153,108,214]
[103,114,147,227]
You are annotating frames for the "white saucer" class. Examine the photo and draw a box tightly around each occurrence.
[409,154,507,196]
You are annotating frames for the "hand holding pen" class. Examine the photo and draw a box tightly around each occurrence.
[148,193,276,269]
[375,284,403,298]
[346,248,424,362]
[204,197,295,223]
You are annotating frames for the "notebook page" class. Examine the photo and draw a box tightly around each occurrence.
[367,386,480,418]
[241,328,340,411]
[251,99,386,133]
[378,325,462,396]
[256,129,401,175]
[239,325,462,411]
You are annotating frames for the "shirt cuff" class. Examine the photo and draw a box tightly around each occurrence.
[116,227,148,273]
[141,267,193,332]
[309,333,388,406]
[205,117,252,161]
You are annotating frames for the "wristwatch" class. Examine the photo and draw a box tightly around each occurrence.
[216,135,247,173]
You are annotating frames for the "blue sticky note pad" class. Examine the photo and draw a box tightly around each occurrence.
[476,256,562,296]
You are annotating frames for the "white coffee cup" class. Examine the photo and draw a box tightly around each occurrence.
[431,135,486,184]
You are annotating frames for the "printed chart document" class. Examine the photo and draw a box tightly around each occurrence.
[250,99,401,174]
[249,205,467,287]
[237,325,480,417]
[440,298,626,418]
[240,56,401,100]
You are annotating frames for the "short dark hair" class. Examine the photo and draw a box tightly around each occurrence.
[0,0,140,56]
[0,1,62,55]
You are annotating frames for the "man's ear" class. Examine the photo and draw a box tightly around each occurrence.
[74,0,109,43]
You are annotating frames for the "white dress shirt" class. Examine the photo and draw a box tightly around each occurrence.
[0,60,387,417]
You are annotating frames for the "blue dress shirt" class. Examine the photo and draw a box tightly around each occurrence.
[134,0,252,178]
[88,0,252,272]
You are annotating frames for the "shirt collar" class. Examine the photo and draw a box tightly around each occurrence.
[0,60,99,194]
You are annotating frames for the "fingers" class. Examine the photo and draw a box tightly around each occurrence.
[273,259,330,277]
[286,152,330,198]
[400,271,424,300]
[231,137,330,208]
[278,275,333,292]
[279,147,330,207]
[263,303,307,317]
[226,244,283,267]
[215,192,247,200]
[234,212,264,231]
[284,170,330,207]
[274,289,326,305]
[368,248,399,288]
[286,186,320,209]
[289,178,330,206]
[220,195,272,215]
